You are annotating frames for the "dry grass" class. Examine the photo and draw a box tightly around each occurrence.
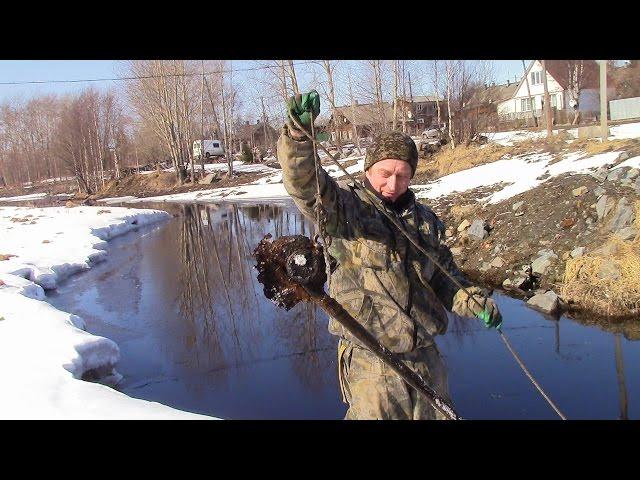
[414,143,508,181]
[414,131,639,184]
[562,202,640,317]
[568,137,640,156]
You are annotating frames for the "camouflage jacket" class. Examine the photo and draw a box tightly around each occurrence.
[278,127,474,353]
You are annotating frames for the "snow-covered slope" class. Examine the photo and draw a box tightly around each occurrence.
[0,206,214,419]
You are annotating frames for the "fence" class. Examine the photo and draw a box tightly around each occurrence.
[610,97,640,121]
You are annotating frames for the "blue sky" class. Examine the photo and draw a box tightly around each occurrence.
[0,60,528,113]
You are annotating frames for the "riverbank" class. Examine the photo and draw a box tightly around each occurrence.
[3,124,640,321]
[0,205,214,419]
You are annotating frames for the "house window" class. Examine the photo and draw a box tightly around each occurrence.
[520,98,534,112]
[418,118,425,124]
[348,130,353,139]
[531,71,542,85]
[416,104,423,112]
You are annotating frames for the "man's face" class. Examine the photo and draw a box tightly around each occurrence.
[365,159,413,203]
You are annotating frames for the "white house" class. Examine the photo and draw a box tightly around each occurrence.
[497,60,604,120]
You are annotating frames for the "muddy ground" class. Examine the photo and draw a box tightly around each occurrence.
[425,163,640,327]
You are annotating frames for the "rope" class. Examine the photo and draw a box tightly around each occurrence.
[308,114,333,292]
[288,114,567,420]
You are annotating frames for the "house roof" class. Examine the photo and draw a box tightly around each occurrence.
[332,102,394,126]
[513,60,601,96]
[544,60,600,90]
[401,95,441,103]
[236,121,277,140]
[466,82,519,108]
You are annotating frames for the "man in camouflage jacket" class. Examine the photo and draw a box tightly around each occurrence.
[278,91,502,420]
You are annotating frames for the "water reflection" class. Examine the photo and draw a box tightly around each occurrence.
[171,203,338,388]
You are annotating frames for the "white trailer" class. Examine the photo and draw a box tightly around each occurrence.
[193,140,225,159]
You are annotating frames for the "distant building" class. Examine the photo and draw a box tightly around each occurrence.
[397,95,449,134]
[327,102,394,142]
[496,60,615,123]
[458,81,519,131]
[234,119,278,152]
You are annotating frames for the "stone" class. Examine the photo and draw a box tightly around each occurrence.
[570,247,585,259]
[616,151,630,163]
[527,291,560,315]
[490,256,505,268]
[616,226,638,241]
[607,197,635,232]
[199,173,219,185]
[562,252,570,261]
[572,186,589,196]
[625,168,639,180]
[479,262,492,272]
[598,260,621,281]
[468,219,488,240]
[559,217,576,229]
[606,169,623,182]
[532,249,558,275]
[592,166,609,183]
[445,227,454,238]
[635,177,640,194]
[578,126,610,139]
[515,211,524,217]
[457,219,471,232]
[594,186,605,198]
[512,201,525,211]
[596,195,615,221]
[450,247,463,256]
[510,275,530,289]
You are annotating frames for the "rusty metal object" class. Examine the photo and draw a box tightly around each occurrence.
[253,233,461,420]
[254,233,326,310]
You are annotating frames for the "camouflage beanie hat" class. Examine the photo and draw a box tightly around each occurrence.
[364,130,419,177]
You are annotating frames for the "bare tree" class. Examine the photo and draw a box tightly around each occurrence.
[126,60,201,184]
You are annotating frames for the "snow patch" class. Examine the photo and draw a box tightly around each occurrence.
[0,205,214,419]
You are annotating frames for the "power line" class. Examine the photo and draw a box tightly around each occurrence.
[0,61,317,86]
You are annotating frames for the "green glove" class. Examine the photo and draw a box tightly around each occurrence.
[287,90,320,132]
[475,307,503,331]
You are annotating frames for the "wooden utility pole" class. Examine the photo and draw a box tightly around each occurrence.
[401,61,407,133]
[408,70,415,134]
[200,60,206,176]
[392,60,399,130]
[541,60,553,138]
[522,60,538,127]
[348,70,362,155]
[261,96,269,153]
[220,70,232,176]
[600,60,608,142]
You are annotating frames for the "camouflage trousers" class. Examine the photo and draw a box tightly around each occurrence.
[337,339,452,420]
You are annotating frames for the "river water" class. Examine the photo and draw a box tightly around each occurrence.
[48,201,639,420]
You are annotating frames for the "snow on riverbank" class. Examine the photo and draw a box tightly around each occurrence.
[139,160,279,176]
[0,205,213,419]
[413,150,622,204]
[0,193,49,202]
[483,121,640,146]
[99,156,365,205]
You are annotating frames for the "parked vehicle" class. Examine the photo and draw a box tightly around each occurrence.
[421,124,447,144]
[193,139,225,159]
